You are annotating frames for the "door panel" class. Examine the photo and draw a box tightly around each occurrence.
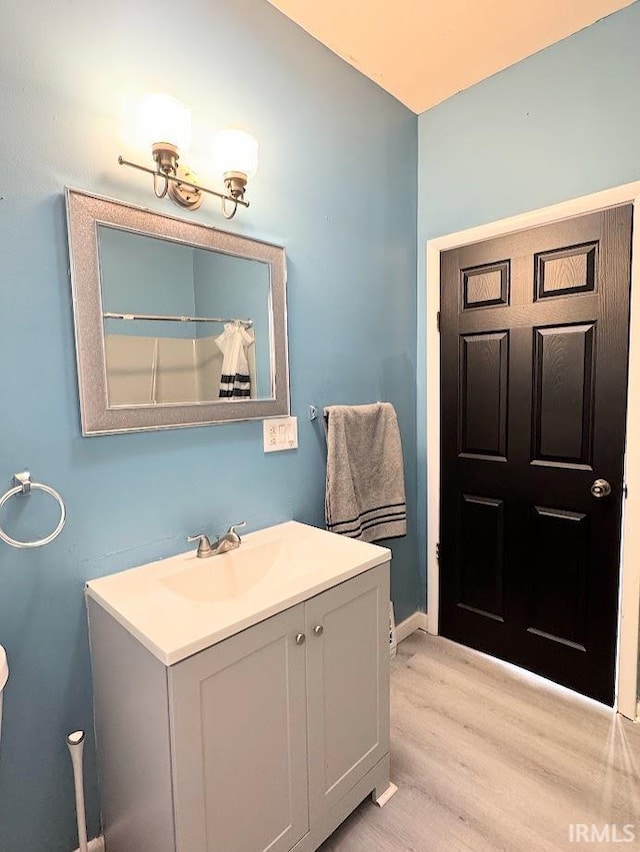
[458,494,505,620]
[532,323,595,465]
[462,260,510,308]
[534,242,597,299]
[459,332,509,459]
[528,505,589,649]
[440,206,633,705]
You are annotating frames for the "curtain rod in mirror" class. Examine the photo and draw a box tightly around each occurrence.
[104,312,253,327]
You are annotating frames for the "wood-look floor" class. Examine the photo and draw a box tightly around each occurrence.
[319,632,640,851]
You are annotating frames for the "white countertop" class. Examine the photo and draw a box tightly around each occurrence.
[86,521,390,665]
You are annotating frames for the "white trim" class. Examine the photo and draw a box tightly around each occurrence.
[617,199,640,721]
[425,181,640,717]
[396,611,428,643]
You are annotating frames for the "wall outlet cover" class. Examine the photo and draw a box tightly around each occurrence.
[263,416,298,452]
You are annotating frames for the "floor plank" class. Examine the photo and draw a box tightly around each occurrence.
[319,632,640,851]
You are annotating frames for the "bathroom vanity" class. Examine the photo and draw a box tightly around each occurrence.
[86,521,393,852]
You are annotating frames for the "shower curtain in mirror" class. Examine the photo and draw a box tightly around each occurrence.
[215,321,253,398]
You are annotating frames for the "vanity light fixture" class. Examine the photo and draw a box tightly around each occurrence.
[118,94,259,220]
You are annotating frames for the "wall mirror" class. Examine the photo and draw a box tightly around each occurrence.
[65,189,289,435]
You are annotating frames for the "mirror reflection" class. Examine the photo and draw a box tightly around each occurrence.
[66,188,289,435]
[99,226,272,406]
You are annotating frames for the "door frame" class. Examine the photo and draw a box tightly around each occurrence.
[425,181,640,719]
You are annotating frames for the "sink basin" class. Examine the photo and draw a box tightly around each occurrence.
[160,540,285,603]
[158,537,325,603]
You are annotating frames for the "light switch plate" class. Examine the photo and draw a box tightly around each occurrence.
[263,416,298,452]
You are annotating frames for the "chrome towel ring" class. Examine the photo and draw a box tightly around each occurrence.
[0,471,66,549]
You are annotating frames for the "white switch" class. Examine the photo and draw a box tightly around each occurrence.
[263,417,298,452]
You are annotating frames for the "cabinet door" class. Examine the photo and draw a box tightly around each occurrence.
[169,604,309,852]
[305,563,390,822]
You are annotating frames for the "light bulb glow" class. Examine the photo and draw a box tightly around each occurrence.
[212,129,259,179]
[136,94,191,153]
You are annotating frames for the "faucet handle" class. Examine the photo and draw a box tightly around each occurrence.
[227,521,247,540]
[187,533,213,558]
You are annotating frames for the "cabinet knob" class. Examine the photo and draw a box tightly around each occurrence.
[295,633,306,646]
[313,624,324,637]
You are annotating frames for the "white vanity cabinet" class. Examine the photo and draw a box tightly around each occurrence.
[169,565,389,852]
[87,532,391,852]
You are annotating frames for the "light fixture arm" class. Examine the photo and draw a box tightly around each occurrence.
[117,156,250,217]
[152,171,170,199]
[221,196,239,220]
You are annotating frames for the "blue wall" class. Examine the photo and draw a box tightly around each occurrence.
[416,2,640,608]
[101,227,198,338]
[0,0,417,848]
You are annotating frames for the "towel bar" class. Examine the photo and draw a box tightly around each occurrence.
[311,402,384,421]
[0,471,66,549]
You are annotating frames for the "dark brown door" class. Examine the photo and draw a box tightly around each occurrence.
[439,206,633,705]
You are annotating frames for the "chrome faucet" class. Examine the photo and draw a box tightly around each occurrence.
[187,521,247,558]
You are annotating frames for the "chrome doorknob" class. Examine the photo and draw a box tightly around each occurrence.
[313,624,324,637]
[295,633,306,646]
[591,479,612,499]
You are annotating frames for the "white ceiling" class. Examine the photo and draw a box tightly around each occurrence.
[268,0,634,113]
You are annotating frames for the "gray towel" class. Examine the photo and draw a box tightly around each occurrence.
[325,402,407,543]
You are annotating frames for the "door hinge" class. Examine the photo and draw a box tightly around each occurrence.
[436,311,441,332]
[624,483,628,499]
[436,542,441,561]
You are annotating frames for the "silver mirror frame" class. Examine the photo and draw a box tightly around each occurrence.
[65,188,290,435]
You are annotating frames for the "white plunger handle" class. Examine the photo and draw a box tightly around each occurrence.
[67,731,88,852]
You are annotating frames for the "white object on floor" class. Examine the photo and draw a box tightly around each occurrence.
[67,730,88,852]
[74,838,104,852]
[373,781,398,807]
[0,645,8,747]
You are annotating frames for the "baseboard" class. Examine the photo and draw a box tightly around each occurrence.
[396,611,428,643]
[74,836,104,852]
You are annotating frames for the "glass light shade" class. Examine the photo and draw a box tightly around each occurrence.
[212,129,259,179]
[136,94,191,152]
